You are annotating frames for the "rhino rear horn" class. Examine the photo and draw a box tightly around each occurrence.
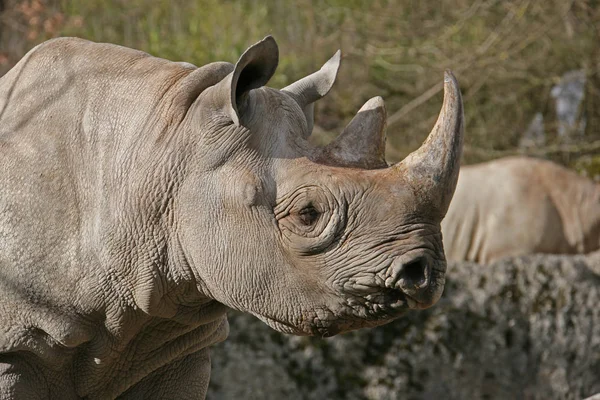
[228,36,279,125]
[394,71,464,216]
[282,51,341,137]
[319,96,388,169]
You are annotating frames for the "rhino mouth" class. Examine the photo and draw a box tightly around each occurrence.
[256,279,442,337]
[343,283,428,317]
[378,287,430,310]
[343,252,446,314]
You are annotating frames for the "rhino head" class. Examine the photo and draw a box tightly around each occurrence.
[175,36,463,337]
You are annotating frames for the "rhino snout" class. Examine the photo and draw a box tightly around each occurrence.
[396,257,430,292]
[388,254,443,309]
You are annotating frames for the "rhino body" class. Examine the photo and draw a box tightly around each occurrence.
[0,37,463,398]
[442,156,600,263]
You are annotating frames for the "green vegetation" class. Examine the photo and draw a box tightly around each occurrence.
[1,0,599,168]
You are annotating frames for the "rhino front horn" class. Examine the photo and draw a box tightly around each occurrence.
[319,96,388,169]
[395,71,464,215]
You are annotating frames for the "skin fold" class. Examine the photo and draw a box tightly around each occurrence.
[0,36,463,398]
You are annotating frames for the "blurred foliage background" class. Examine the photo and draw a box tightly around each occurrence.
[0,0,599,172]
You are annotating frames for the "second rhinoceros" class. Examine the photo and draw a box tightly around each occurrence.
[0,36,463,398]
[442,156,600,263]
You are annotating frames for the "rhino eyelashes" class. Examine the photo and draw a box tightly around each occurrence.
[281,205,330,237]
[275,187,347,255]
[296,205,320,226]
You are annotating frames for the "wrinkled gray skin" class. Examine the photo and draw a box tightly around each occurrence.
[442,156,600,264]
[0,36,463,399]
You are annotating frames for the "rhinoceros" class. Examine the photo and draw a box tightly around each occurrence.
[0,36,463,398]
[442,156,600,263]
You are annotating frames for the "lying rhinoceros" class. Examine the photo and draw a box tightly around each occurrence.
[0,36,463,398]
[442,156,600,263]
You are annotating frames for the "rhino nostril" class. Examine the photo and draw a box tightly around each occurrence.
[398,257,429,290]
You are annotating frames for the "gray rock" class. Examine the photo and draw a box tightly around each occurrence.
[551,70,586,140]
[520,112,545,148]
[208,253,600,400]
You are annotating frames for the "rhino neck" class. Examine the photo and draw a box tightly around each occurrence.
[26,38,232,393]
[0,38,234,397]
[74,103,229,396]
[72,212,230,396]
[53,40,220,314]
[73,201,229,396]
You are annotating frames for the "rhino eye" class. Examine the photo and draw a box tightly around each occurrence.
[297,205,320,226]
[275,186,345,254]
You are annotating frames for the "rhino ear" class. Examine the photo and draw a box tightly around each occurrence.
[282,51,341,137]
[228,36,279,125]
